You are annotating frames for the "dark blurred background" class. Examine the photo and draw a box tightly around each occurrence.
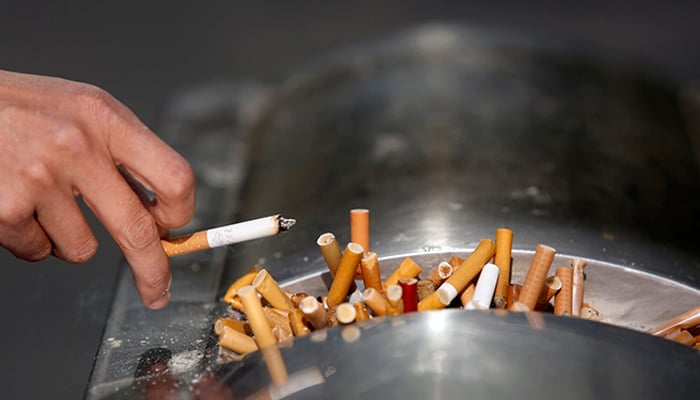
[1,1,699,398]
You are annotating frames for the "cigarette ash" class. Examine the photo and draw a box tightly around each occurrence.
[168,350,205,375]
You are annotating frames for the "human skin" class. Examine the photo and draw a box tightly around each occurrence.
[0,69,195,309]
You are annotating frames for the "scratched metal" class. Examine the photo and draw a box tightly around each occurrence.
[87,25,700,399]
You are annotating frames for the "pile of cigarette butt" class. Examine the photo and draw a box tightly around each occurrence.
[214,209,700,357]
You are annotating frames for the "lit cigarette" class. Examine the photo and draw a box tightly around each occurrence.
[571,258,587,317]
[535,275,562,310]
[493,228,513,309]
[254,269,295,311]
[316,232,342,277]
[648,306,700,337]
[419,239,496,311]
[350,209,370,253]
[510,244,556,312]
[383,257,423,290]
[465,263,500,310]
[506,284,522,309]
[223,265,260,305]
[162,214,296,257]
[360,251,383,292]
[353,302,371,321]
[399,278,418,313]
[218,326,258,355]
[554,267,573,316]
[288,309,311,337]
[214,317,252,336]
[237,285,277,349]
[336,302,358,324]
[326,242,364,308]
[362,287,388,316]
[385,284,404,315]
[427,262,454,288]
[299,296,331,330]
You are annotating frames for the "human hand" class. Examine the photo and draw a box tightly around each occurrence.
[0,70,195,309]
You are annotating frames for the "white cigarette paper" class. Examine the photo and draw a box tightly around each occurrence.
[465,263,500,310]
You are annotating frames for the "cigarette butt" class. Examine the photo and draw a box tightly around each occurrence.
[215,317,252,336]
[336,302,358,324]
[459,282,476,307]
[299,296,331,330]
[263,307,294,343]
[291,292,309,308]
[288,309,311,337]
[465,263,500,310]
[385,284,404,316]
[350,209,370,253]
[554,267,573,316]
[420,239,496,310]
[571,258,587,317]
[694,343,700,350]
[362,287,388,316]
[493,228,513,309]
[326,242,364,308]
[506,284,522,309]
[535,275,562,310]
[427,262,454,288]
[383,257,423,290]
[449,256,465,271]
[218,326,259,355]
[360,251,383,292]
[317,232,343,277]
[237,285,277,349]
[162,214,295,256]
[511,301,531,312]
[260,345,289,387]
[649,306,700,336]
[667,329,696,346]
[417,279,436,301]
[223,265,261,304]
[253,269,295,311]
[511,244,556,311]
[353,302,371,321]
[580,303,600,321]
[399,278,418,313]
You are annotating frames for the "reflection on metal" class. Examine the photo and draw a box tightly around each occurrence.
[87,25,700,399]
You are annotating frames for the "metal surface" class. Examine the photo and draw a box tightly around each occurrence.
[87,26,700,399]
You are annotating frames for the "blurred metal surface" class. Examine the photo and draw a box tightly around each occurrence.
[87,25,700,399]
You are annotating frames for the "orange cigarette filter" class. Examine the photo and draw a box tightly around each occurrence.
[223,265,261,304]
[417,279,436,301]
[263,307,294,343]
[291,292,309,308]
[218,326,258,355]
[326,242,365,308]
[668,329,696,346]
[449,256,465,271]
[237,285,277,349]
[215,317,252,336]
[336,302,358,324]
[350,209,370,253]
[571,258,587,317]
[260,345,289,387]
[317,232,343,277]
[353,302,371,321]
[299,296,331,330]
[362,287,388,316]
[649,306,700,336]
[383,257,423,290]
[253,269,295,311]
[459,282,477,307]
[554,267,573,316]
[506,284,522,309]
[288,309,311,337]
[511,244,556,312]
[385,284,404,316]
[360,251,383,292]
[535,275,562,310]
[419,239,496,311]
[493,228,514,309]
[427,262,454,288]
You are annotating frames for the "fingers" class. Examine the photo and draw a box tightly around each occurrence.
[0,214,52,261]
[79,164,172,309]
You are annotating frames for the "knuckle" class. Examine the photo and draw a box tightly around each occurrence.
[0,201,34,227]
[75,84,120,121]
[119,212,159,252]
[51,123,93,158]
[164,159,195,201]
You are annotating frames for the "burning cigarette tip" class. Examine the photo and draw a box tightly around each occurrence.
[278,216,297,231]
